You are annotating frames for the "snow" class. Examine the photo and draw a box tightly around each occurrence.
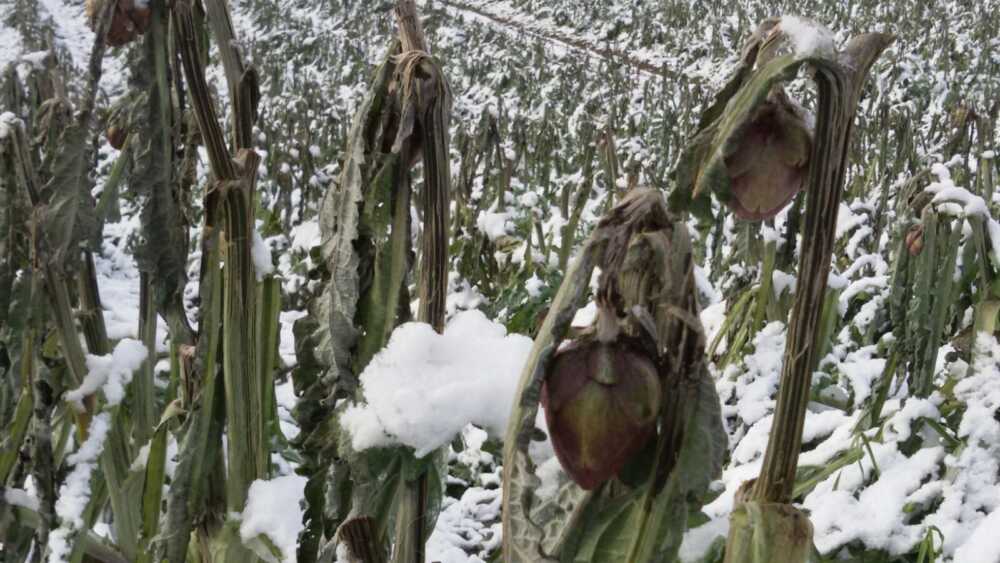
[427,486,501,563]
[519,192,539,207]
[36,0,118,77]
[252,228,276,281]
[4,488,41,512]
[836,345,886,405]
[20,50,49,69]
[342,310,533,457]
[289,219,321,252]
[5,0,999,561]
[931,186,991,218]
[838,275,889,316]
[761,225,783,245]
[779,15,836,58]
[476,210,513,241]
[50,412,112,563]
[771,269,797,297]
[64,338,149,410]
[679,517,728,562]
[688,333,1000,561]
[524,274,544,297]
[806,444,946,554]
[240,475,308,563]
[0,111,20,140]
[726,321,786,426]
[699,300,727,346]
[835,202,869,239]
[446,278,486,317]
[845,225,873,258]
[96,218,171,349]
[279,310,308,367]
[532,456,564,502]
[953,509,1000,563]
[694,265,721,304]
[924,162,1000,268]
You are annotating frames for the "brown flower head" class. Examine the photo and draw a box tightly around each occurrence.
[541,336,661,490]
[724,89,813,221]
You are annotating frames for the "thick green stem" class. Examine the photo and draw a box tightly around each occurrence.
[222,153,268,511]
[257,276,283,445]
[134,273,159,445]
[173,0,267,517]
[156,231,225,563]
[78,251,110,356]
[558,138,596,271]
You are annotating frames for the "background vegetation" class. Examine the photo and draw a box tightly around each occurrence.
[0,0,998,561]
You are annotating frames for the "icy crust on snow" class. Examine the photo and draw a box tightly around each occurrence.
[49,413,112,563]
[342,310,533,457]
[64,338,148,410]
[240,475,308,563]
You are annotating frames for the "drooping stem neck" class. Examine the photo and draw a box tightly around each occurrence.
[752,34,893,504]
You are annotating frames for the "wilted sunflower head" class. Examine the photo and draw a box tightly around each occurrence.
[723,88,813,221]
[541,336,661,490]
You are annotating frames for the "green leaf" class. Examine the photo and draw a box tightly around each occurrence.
[292,41,402,558]
[0,351,33,483]
[136,413,173,563]
[39,120,100,268]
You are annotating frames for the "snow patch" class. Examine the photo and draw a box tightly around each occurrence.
[252,228,276,281]
[779,16,836,57]
[476,210,513,241]
[64,339,149,409]
[290,220,321,252]
[50,412,112,563]
[342,310,533,456]
[240,475,308,563]
[4,488,41,512]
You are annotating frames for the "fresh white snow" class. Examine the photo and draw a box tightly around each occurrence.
[240,475,309,563]
[64,338,148,410]
[342,310,533,457]
[252,228,276,281]
[49,413,113,563]
[779,15,836,58]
